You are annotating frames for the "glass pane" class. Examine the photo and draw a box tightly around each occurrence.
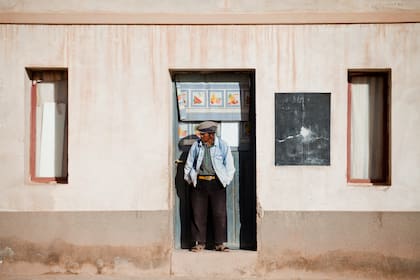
[221,122,239,147]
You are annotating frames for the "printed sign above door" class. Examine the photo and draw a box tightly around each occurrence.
[175,78,250,121]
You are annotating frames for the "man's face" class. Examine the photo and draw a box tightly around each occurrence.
[200,132,214,144]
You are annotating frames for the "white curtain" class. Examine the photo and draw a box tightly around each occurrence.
[350,76,385,181]
[35,82,67,178]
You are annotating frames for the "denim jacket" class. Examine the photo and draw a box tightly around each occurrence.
[184,137,235,187]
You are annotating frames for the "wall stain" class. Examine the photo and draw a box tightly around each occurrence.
[0,237,170,275]
[257,249,420,279]
[377,212,383,228]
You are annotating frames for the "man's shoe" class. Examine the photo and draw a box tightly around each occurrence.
[214,244,229,252]
[191,243,205,252]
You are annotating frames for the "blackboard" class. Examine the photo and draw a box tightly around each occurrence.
[275,92,330,165]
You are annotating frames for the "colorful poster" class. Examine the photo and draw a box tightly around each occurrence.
[178,123,189,138]
[175,81,249,121]
[209,90,224,107]
[226,90,240,107]
[177,89,188,119]
[191,90,206,107]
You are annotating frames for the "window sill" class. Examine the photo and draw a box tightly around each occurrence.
[347,182,391,188]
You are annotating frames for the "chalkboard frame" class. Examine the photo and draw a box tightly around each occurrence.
[275,92,331,166]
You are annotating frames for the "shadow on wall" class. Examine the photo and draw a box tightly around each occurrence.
[174,135,197,249]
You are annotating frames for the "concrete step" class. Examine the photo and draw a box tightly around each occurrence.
[171,249,258,277]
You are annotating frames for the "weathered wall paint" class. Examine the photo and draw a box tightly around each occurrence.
[1,0,419,13]
[0,211,171,275]
[0,24,419,212]
[1,0,419,24]
[258,211,420,279]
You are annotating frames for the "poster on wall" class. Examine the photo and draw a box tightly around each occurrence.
[175,82,250,121]
[275,92,330,165]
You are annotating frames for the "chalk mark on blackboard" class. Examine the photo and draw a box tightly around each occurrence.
[277,134,300,143]
[276,126,329,144]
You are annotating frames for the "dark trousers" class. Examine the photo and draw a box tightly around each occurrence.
[191,178,227,245]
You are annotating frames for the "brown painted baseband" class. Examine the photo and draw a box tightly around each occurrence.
[0,237,169,274]
[0,211,171,275]
[258,211,420,279]
[0,211,419,277]
[257,249,420,279]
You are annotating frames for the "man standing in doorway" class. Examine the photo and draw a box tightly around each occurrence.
[184,121,235,252]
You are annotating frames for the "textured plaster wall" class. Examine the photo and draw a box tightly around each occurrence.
[0,24,419,211]
[1,0,419,13]
[255,24,420,211]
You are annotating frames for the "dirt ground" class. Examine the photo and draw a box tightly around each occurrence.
[0,276,293,280]
[0,273,387,280]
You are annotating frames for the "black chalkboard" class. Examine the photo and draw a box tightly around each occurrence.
[275,92,330,165]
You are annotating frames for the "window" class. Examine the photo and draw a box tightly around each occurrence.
[28,69,68,183]
[347,69,391,185]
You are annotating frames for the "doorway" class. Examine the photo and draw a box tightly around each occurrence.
[172,70,256,250]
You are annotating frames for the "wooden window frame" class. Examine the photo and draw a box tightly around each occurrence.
[28,69,68,184]
[347,69,391,186]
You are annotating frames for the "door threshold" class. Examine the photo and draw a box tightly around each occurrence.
[171,249,258,276]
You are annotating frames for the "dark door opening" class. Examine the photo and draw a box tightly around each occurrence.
[172,70,256,250]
